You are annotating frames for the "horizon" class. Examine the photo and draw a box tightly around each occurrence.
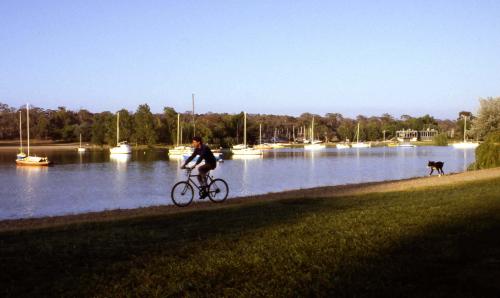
[1,1,499,119]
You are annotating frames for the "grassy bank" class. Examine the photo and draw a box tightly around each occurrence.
[1,177,500,297]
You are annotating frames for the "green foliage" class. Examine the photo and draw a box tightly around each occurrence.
[471,97,500,139]
[0,101,493,147]
[432,133,448,146]
[475,131,500,169]
[91,112,112,145]
[133,104,157,146]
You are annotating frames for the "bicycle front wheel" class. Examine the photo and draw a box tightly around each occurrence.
[171,182,194,207]
[208,179,229,203]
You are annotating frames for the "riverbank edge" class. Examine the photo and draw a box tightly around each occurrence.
[2,167,499,232]
[0,140,453,150]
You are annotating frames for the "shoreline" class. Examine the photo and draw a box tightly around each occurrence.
[0,140,452,151]
[2,167,499,232]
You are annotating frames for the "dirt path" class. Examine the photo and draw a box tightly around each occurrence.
[1,167,499,231]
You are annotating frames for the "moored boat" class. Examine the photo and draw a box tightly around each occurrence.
[16,104,52,166]
[304,116,326,150]
[451,115,479,148]
[232,112,263,156]
[110,112,132,154]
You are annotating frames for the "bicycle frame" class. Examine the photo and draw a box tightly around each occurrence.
[184,169,214,191]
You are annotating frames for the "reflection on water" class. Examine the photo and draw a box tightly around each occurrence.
[0,146,476,220]
[110,154,131,163]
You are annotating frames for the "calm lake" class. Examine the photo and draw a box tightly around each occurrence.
[0,146,475,220]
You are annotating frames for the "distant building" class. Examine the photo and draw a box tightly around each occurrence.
[419,128,438,141]
[396,128,438,142]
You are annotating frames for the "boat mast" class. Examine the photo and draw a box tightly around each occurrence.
[244,112,247,147]
[259,123,262,145]
[19,111,23,152]
[177,114,180,146]
[356,123,360,143]
[116,112,120,145]
[26,103,30,156]
[463,115,467,142]
[311,116,315,142]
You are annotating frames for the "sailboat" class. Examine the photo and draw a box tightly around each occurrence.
[232,112,263,155]
[77,133,87,152]
[351,123,371,148]
[169,114,193,156]
[304,116,326,150]
[16,104,52,166]
[452,116,479,148]
[110,111,132,154]
[336,139,350,149]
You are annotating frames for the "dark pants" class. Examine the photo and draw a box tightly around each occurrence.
[198,163,216,188]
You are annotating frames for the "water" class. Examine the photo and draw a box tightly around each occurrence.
[0,146,475,220]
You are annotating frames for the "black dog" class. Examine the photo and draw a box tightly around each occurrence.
[428,161,445,176]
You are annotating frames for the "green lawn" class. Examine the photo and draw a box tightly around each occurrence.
[1,178,499,297]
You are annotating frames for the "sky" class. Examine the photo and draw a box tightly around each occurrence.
[1,0,499,119]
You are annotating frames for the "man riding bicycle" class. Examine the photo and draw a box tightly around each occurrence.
[181,136,217,198]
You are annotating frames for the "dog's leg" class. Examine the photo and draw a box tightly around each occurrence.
[429,168,434,176]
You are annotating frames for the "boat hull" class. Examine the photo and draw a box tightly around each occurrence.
[16,159,52,166]
[351,143,371,148]
[110,144,132,154]
[232,148,263,155]
[304,144,326,150]
[451,142,479,149]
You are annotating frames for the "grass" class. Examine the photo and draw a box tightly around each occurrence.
[1,178,500,297]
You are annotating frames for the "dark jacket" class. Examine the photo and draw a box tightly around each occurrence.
[185,144,217,166]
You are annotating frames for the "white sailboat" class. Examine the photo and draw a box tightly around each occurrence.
[304,116,326,150]
[16,104,51,166]
[77,133,87,152]
[452,116,479,148]
[232,112,263,155]
[397,143,416,148]
[169,114,193,156]
[351,123,371,148]
[336,143,350,149]
[110,111,132,154]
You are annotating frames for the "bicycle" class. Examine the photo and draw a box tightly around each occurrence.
[171,168,229,207]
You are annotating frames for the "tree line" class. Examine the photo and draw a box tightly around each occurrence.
[0,101,490,147]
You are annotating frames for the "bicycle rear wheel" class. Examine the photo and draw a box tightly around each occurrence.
[208,178,229,203]
[171,182,194,207]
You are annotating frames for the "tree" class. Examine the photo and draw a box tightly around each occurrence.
[133,104,157,146]
[91,112,113,145]
[470,97,500,139]
[160,107,178,145]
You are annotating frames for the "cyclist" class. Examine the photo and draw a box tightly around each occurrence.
[181,136,217,198]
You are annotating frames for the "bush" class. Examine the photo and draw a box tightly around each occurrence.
[475,131,500,169]
[433,133,448,146]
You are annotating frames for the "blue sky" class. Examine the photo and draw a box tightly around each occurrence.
[1,0,499,119]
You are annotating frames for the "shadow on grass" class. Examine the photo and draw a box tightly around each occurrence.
[0,197,334,296]
[326,211,500,297]
[1,188,499,297]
